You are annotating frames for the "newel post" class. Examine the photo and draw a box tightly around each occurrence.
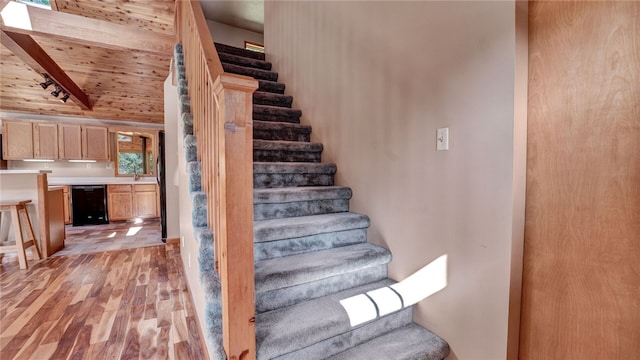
[213,73,258,360]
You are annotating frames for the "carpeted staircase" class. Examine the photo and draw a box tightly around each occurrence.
[174,42,450,360]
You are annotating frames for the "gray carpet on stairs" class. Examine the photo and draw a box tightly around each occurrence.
[175,42,450,360]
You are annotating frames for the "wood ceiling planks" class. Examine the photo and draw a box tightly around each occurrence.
[54,0,175,35]
[0,0,176,124]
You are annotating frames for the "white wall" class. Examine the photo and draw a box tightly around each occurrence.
[265,2,526,359]
[206,19,264,48]
[163,76,180,240]
[164,70,212,357]
[8,160,114,177]
[0,174,41,246]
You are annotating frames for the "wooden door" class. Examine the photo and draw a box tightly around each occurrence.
[82,126,109,160]
[521,2,640,359]
[33,122,58,159]
[58,124,82,160]
[2,120,33,160]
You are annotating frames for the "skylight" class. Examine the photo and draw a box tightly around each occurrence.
[17,0,51,10]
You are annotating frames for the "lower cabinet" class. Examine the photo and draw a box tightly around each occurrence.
[133,184,159,218]
[107,184,158,221]
[108,185,134,221]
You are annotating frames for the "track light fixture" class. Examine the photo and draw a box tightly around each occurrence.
[51,85,62,97]
[39,74,53,89]
[39,73,73,104]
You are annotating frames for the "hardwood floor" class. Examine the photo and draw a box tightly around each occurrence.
[0,244,208,359]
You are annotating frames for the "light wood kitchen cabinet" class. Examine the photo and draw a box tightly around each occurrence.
[62,186,71,225]
[33,122,58,159]
[82,126,109,160]
[133,184,158,218]
[58,124,82,160]
[2,120,33,160]
[108,184,133,221]
[107,184,158,221]
[58,124,108,160]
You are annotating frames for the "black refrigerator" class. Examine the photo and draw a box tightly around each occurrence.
[156,131,167,242]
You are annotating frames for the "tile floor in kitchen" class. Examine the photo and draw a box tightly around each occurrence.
[53,218,164,257]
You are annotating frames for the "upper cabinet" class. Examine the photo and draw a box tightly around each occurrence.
[1,119,110,161]
[59,124,109,160]
[58,124,82,160]
[2,120,34,160]
[82,126,109,161]
[33,123,59,159]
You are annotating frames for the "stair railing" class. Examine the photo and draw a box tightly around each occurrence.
[176,1,258,359]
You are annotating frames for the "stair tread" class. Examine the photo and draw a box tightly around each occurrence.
[255,243,391,293]
[258,80,286,94]
[254,91,291,99]
[253,91,293,108]
[254,139,321,151]
[254,162,337,174]
[256,279,401,359]
[215,42,265,60]
[254,212,370,243]
[218,52,272,70]
[254,186,351,203]
[254,104,302,115]
[327,323,450,360]
[253,120,311,132]
[222,62,278,81]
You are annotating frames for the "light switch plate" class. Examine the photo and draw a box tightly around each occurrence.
[437,128,449,151]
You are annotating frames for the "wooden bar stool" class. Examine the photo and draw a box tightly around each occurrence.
[0,200,42,269]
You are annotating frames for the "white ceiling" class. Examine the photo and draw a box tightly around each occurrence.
[200,0,264,34]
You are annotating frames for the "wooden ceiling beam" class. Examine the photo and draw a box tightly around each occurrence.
[1,29,92,110]
[0,3,173,55]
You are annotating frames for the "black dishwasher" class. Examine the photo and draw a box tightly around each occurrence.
[71,185,109,226]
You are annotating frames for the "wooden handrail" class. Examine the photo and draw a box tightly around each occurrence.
[176,1,258,359]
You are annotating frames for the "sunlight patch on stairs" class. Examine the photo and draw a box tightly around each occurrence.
[341,254,448,327]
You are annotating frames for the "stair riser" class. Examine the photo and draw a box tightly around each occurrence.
[256,265,388,314]
[272,309,414,360]
[253,128,311,142]
[253,94,293,108]
[254,229,368,261]
[254,174,335,188]
[254,199,349,221]
[254,149,321,163]
[258,80,286,94]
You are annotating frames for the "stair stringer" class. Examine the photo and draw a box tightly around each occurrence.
[173,43,226,360]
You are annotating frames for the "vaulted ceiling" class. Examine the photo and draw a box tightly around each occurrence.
[0,0,176,124]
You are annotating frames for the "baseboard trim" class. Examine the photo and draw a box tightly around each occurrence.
[166,237,180,245]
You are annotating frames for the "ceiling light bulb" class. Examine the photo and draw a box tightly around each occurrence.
[39,74,53,89]
[60,92,70,103]
[51,85,62,97]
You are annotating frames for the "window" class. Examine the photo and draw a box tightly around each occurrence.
[17,0,51,9]
[114,132,154,176]
[244,41,264,53]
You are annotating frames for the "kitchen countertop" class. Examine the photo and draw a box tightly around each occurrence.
[48,177,157,186]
